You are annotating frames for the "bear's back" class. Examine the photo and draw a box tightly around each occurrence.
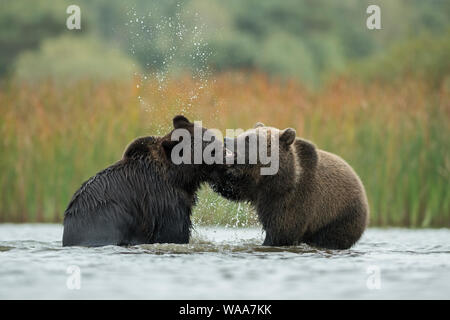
[62,157,191,246]
[300,148,369,232]
[64,159,162,215]
[316,150,365,198]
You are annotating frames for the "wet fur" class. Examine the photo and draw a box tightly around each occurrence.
[210,127,369,250]
[63,117,219,247]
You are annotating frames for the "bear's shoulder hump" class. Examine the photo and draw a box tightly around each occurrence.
[123,136,158,159]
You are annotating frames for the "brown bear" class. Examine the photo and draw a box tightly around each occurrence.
[63,115,226,247]
[210,122,369,249]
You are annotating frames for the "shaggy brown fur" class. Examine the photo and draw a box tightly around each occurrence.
[63,115,225,247]
[210,123,369,249]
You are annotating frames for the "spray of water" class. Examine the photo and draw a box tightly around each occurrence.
[124,3,246,228]
[125,3,213,135]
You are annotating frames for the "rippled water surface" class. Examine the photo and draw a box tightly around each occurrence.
[0,224,449,299]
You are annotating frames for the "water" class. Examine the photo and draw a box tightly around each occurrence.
[0,224,449,299]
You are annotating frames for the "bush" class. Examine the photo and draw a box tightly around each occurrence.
[350,32,450,88]
[0,0,69,76]
[13,35,138,82]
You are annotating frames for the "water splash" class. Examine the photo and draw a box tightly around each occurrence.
[125,3,212,134]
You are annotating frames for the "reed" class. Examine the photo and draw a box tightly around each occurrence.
[0,73,448,227]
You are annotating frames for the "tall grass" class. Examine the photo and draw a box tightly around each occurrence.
[0,73,448,227]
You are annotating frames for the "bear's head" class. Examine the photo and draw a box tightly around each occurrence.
[123,115,230,192]
[210,122,300,201]
[164,114,230,163]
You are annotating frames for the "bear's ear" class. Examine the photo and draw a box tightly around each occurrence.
[279,128,296,146]
[254,122,265,128]
[173,115,192,129]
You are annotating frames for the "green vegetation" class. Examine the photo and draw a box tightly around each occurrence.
[0,75,448,226]
[0,1,449,227]
[350,32,450,88]
[14,36,137,82]
[1,0,450,85]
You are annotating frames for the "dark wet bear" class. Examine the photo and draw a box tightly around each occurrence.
[210,123,369,250]
[63,115,224,247]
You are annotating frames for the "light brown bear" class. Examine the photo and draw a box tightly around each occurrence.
[210,122,369,249]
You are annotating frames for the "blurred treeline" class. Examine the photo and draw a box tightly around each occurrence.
[1,0,450,85]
